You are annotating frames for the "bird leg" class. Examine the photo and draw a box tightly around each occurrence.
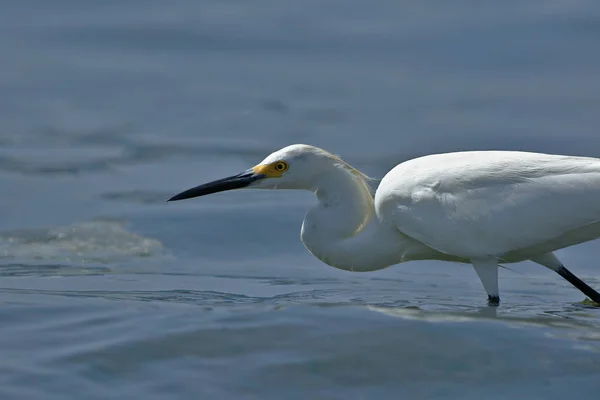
[556,266,600,305]
[471,258,500,306]
[530,252,600,305]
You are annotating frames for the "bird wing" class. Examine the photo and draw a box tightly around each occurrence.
[374,151,600,259]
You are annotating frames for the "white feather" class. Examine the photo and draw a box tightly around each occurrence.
[376,151,600,260]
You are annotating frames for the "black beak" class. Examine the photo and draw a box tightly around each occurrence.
[168,170,264,202]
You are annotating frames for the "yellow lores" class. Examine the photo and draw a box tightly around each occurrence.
[253,161,289,178]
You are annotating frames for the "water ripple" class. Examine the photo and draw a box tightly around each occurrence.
[0,128,272,176]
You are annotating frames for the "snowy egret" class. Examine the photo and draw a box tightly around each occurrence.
[168,144,600,305]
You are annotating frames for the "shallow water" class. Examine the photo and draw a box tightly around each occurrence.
[2,1,600,399]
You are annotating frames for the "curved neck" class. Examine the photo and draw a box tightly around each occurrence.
[301,166,434,271]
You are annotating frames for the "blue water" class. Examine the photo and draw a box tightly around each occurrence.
[1,1,600,398]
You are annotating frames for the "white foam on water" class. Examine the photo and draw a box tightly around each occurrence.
[0,219,163,264]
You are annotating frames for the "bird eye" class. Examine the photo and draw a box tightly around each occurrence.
[274,161,288,172]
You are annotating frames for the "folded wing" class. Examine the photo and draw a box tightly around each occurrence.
[375,151,600,259]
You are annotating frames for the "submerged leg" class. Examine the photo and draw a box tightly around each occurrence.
[531,252,600,304]
[471,258,500,305]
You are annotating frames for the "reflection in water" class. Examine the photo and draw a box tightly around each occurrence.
[369,304,596,328]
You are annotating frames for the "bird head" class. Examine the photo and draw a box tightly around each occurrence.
[167,144,338,201]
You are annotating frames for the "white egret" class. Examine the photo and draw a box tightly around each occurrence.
[168,144,600,305]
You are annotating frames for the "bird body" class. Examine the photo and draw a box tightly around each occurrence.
[378,150,600,261]
[169,144,600,305]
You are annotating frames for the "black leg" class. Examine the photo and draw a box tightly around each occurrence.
[556,266,600,304]
[487,295,500,306]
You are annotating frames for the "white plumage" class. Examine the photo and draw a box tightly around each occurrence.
[169,144,600,305]
[378,151,600,260]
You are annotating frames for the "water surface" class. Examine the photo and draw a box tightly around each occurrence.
[1,1,600,399]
